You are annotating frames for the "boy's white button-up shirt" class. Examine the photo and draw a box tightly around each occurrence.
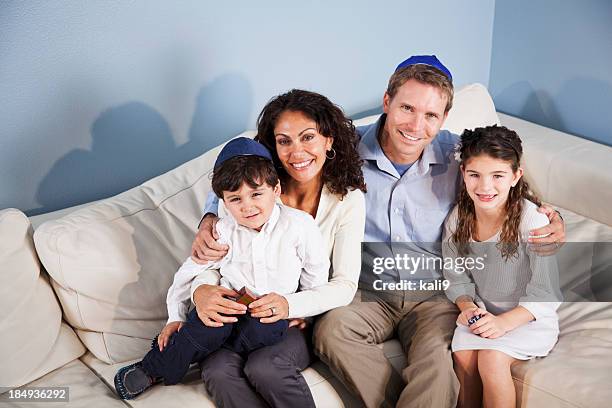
[166,203,330,323]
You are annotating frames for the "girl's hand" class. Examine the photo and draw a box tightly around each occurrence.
[249,293,289,323]
[469,311,510,339]
[158,321,184,351]
[457,307,482,326]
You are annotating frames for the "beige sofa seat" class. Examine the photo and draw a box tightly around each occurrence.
[510,207,612,408]
[3,359,125,408]
[79,352,363,408]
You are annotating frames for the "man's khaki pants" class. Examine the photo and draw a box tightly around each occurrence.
[314,290,459,408]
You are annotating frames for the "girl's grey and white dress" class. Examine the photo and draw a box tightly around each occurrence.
[442,199,562,360]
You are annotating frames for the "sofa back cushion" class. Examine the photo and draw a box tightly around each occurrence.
[499,113,612,227]
[34,140,236,363]
[32,84,498,364]
[0,209,85,388]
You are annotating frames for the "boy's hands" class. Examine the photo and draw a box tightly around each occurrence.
[158,321,184,352]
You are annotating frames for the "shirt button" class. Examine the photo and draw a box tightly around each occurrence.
[394,235,401,241]
[394,208,401,214]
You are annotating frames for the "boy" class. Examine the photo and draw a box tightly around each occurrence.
[114,137,329,400]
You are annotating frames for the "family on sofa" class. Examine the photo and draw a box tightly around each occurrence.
[113,55,566,408]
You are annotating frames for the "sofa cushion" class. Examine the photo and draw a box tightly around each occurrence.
[499,113,612,227]
[0,209,85,388]
[80,352,362,408]
[512,331,612,408]
[508,206,612,407]
[443,82,501,134]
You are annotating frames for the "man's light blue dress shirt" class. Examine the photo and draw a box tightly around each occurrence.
[358,115,461,286]
[358,115,461,246]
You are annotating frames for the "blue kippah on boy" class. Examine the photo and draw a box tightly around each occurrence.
[394,55,452,82]
[214,137,273,169]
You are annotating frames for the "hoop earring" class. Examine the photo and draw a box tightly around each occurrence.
[326,147,336,160]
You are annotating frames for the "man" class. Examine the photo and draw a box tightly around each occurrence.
[314,56,463,408]
[191,55,565,407]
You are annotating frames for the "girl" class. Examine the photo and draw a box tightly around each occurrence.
[442,125,561,408]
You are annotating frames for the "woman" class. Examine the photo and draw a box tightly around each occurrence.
[190,89,367,407]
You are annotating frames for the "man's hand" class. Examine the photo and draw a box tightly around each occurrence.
[529,204,566,256]
[158,321,184,352]
[249,292,289,323]
[192,284,246,327]
[191,214,229,264]
[469,310,509,339]
[288,318,308,330]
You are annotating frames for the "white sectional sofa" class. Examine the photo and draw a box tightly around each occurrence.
[2,84,612,408]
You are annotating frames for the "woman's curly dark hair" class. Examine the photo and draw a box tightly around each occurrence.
[255,89,366,198]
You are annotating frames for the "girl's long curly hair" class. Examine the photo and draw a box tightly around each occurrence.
[453,125,541,260]
[255,89,366,198]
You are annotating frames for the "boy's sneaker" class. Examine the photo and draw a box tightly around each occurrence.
[114,362,160,400]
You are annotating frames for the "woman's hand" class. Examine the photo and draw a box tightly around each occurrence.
[249,293,289,323]
[158,321,184,352]
[191,214,229,264]
[469,310,510,339]
[192,284,247,327]
[529,205,565,255]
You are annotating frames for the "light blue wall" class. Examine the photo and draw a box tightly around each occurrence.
[489,0,612,146]
[1,1,495,216]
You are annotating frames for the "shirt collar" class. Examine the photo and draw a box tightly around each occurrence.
[359,115,387,162]
[359,114,447,177]
[260,203,281,235]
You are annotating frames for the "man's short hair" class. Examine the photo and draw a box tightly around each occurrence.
[386,64,454,113]
[211,155,279,199]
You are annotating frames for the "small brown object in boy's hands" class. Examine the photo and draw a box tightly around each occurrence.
[235,286,259,306]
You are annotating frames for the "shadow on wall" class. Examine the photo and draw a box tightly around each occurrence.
[494,78,612,146]
[555,77,612,146]
[493,80,564,132]
[33,74,253,216]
